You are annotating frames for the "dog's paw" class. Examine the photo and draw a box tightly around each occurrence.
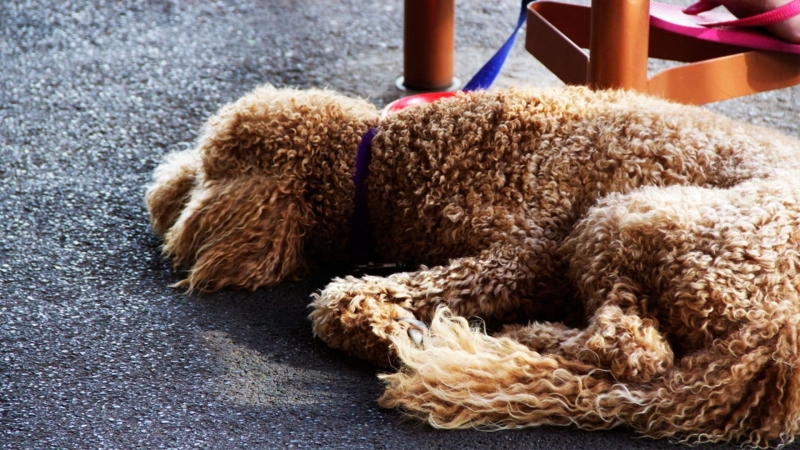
[573,305,674,383]
[395,316,429,346]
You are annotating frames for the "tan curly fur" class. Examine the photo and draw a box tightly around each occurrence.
[146,84,800,446]
[146,85,379,290]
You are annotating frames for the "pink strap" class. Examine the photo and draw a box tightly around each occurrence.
[683,0,722,15]
[683,0,800,27]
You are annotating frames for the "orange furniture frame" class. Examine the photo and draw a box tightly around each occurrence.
[526,0,800,104]
[402,0,456,91]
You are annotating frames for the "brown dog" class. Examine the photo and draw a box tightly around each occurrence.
[147,85,800,446]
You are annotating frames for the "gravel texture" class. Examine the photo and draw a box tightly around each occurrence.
[1,0,798,449]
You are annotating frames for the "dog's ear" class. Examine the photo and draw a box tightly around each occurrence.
[162,175,313,292]
[152,86,378,292]
[145,150,201,236]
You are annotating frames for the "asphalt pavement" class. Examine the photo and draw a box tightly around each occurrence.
[2,0,799,449]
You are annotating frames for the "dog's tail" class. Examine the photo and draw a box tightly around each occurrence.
[378,307,800,447]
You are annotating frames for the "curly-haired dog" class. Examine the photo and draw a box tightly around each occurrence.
[146,85,800,446]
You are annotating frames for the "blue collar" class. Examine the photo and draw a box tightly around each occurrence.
[351,127,377,265]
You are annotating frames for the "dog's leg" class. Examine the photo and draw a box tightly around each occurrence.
[309,238,577,367]
[309,274,426,367]
[496,301,672,384]
[378,183,800,444]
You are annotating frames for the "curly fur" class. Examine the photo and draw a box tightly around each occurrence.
[146,84,800,446]
[146,85,378,290]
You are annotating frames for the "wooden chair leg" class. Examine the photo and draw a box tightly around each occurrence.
[588,0,650,91]
[402,0,456,91]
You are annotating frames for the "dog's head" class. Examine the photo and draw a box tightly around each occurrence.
[149,86,379,291]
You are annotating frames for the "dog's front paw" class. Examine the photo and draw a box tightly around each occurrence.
[309,275,430,366]
[395,316,429,346]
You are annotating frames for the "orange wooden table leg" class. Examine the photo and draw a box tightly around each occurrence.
[400,0,457,91]
[588,0,650,91]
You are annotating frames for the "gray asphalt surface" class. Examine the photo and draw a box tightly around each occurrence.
[2,1,799,449]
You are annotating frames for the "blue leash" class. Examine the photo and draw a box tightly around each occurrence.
[462,0,536,92]
[352,0,536,266]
